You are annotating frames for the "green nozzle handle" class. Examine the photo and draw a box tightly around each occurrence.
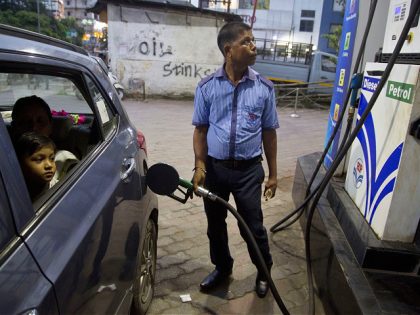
[179,177,193,190]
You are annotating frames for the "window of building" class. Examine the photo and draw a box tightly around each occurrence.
[300,10,315,32]
[301,10,315,18]
[333,0,344,12]
[67,0,70,5]
[299,20,314,32]
[67,11,71,16]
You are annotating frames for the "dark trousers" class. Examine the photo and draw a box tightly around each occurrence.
[203,156,273,274]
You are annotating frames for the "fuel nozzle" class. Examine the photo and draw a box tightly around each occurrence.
[350,73,363,107]
[146,163,193,203]
[348,73,363,120]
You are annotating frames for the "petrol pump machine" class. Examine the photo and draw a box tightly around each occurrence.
[344,0,420,242]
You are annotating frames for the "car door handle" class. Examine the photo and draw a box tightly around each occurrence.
[321,76,328,79]
[121,157,136,182]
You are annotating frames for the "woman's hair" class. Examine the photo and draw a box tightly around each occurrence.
[15,132,56,160]
[217,22,252,56]
[12,95,52,122]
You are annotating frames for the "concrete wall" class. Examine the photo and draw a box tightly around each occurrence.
[107,4,226,98]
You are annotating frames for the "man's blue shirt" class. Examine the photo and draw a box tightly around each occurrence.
[192,66,279,160]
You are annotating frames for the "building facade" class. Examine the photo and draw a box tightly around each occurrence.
[201,0,344,53]
[202,0,323,47]
[92,0,240,98]
[64,0,97,20]
[42,0,65,19]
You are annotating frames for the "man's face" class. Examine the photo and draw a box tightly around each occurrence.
[22,145,56,185]
[13,104,52,138]
[227,30,257,67]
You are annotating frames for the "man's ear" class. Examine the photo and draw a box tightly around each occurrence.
[224,43,231,58]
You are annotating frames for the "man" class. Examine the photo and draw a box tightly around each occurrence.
[192,21,279,298]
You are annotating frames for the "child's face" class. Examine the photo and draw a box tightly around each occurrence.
[22,144,56,184]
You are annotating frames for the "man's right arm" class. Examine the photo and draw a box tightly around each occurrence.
[193,125,208,191]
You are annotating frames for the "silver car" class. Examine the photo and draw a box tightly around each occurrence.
[0,24,158,314]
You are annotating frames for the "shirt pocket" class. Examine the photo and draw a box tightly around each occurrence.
[243,103,263,132]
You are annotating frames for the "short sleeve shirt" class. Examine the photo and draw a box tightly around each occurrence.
[192,66,279,160]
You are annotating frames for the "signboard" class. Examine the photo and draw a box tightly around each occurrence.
[239,0,270,10]
[324,0,359,169]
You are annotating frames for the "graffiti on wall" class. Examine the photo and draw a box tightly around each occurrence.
[125,37,173,57]
[118,28,221,94]
[163,62,217,79]
[138,38,173,57]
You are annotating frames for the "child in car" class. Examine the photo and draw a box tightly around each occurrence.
[15,132,57,201]
[11,95,79,185]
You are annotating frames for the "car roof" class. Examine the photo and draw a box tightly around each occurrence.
[0,24,92,66]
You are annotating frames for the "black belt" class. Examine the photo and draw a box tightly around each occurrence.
[209,155,262,169]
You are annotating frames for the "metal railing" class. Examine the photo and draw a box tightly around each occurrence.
[255,38,313,64]
[274,80,334,116]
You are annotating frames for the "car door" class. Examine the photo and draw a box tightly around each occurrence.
[0,120,58,314]
[0,54,153,314]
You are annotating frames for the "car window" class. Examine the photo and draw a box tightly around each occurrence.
[0,71,104,209]
[85,75,117,139]
[321,55,337,73]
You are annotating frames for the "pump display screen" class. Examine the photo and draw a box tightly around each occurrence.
[393,3,406,22]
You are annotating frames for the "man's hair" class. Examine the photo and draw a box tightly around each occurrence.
[217,22,252,56]
[15,131,56,160]
[12,95,52,122]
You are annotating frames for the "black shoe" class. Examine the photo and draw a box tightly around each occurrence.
[200,269,232,291]
[255,273,269,298]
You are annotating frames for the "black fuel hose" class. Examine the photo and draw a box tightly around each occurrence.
[197,187,290,315]
[305,1,420,314]
[270,0,378,234]
[270,101,357,233]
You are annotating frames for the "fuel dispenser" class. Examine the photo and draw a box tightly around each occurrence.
[344,0,420,242]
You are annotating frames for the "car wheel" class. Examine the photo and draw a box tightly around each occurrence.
[117,88,124,100]
[131,218,157,315]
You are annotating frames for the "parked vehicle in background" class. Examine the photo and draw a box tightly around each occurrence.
[92,55,125,100]
[0,24,158,315]
[252,38,337,94]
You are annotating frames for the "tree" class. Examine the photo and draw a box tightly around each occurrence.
[0,4,84,47]
[323,24,342,53]
[0,0,48,15]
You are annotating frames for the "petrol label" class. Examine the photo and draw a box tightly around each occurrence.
[386,80,414,104]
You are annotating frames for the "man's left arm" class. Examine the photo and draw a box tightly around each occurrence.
[262,129,277,197]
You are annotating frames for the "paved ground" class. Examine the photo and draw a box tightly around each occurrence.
[123,99,329,315]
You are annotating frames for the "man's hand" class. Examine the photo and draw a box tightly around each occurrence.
[193,125,208,195]
[264,176,277,200]
[192,168,206,194]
